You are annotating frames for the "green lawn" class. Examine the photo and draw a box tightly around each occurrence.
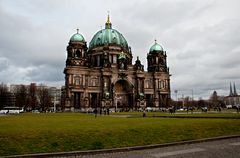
[0,112,240,156]
[112,111,240,118]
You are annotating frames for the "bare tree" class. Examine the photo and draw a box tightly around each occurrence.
[0,83,8,109]
[210,91,219,108]
[38,84,53,112]
[15,85,28,110]
[184,96,191,107]
[60,87,66,111]
[197,98,207,109]
[28,83,38,110]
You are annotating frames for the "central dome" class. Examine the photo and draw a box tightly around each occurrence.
[89,15,129,51]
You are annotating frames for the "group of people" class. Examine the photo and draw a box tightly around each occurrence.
[93,108,110,118]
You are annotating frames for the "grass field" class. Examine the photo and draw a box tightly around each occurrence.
[112,111,240,118]
[0,112,240,156]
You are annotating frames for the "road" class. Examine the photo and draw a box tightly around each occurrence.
[72,137,240,158]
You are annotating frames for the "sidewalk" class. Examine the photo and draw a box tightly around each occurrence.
[3,135,240,158]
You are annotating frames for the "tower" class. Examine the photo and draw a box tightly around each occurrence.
[230,83,233,96]
[233,82,238,96]
[147,40,171,108]
[230,82,238,96]
[147,40,168,73]
[64,29,88,111]
[66,29,88,67]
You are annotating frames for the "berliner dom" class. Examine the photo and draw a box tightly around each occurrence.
[63,15,171,111]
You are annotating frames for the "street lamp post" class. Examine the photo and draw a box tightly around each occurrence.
[191,89,194,101]
[54,93,56,113]
[174,90,178,108]
[182,94,184,108]
[175,89,195,108]
[174,90,178,101]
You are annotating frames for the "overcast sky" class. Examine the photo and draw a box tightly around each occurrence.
[0,0,240,99]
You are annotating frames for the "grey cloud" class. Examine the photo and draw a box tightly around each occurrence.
[0,0,240,99]
[27,65,64,82]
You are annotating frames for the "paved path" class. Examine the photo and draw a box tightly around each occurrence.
[67,137,240,158]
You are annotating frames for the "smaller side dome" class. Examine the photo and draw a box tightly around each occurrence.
[70,29,85,42]
[149,40,163,53]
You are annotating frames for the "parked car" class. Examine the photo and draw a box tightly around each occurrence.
[0,109,8,114]
[146,107,153,112]
[159,107,167,112]
[177,108,184,111]
[32,110,40,113]
[226,105,232,109]
[201,106,208,112]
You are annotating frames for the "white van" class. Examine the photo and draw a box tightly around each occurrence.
[0,107,24,114]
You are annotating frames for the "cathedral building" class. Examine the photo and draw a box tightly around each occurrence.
[63,15,171,111]
[224,82,240,106]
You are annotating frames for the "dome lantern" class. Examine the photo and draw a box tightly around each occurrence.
[105,13,112,29]
[89,15,129,51]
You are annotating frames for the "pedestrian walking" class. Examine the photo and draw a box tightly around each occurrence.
[93,108,97,118]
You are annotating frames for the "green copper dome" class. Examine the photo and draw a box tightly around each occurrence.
[89,16,128,50]
[150,41,163,52]
[70,30,85,42]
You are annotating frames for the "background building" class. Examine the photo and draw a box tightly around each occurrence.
[64,15,171,111]
[8,83,62,111]
[225,82,240,106]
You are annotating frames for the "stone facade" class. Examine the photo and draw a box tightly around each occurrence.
[63,16,171,111]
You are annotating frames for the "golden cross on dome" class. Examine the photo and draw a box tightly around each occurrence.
[107,11,111,24]
[76,28,79,33]
[105,11,112,29]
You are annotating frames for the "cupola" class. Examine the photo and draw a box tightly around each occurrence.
[69,29,85,42]
[149,40,164,53]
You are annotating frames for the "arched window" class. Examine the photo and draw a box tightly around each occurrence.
[160,58,164,65]
[97,56,100,66]
[158,80,165,89]
[113,55,117,63]
[109,54,112,63]
[75,76,80,85]
[161,80,165,89]
[165,80,168,88]
[76,49,81,58]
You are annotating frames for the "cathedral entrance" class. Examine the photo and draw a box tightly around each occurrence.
[159,94,169,108]
[146,94,154,107]
[90,93,100,108]
[73,92,83,109]
[114,80,133,111]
